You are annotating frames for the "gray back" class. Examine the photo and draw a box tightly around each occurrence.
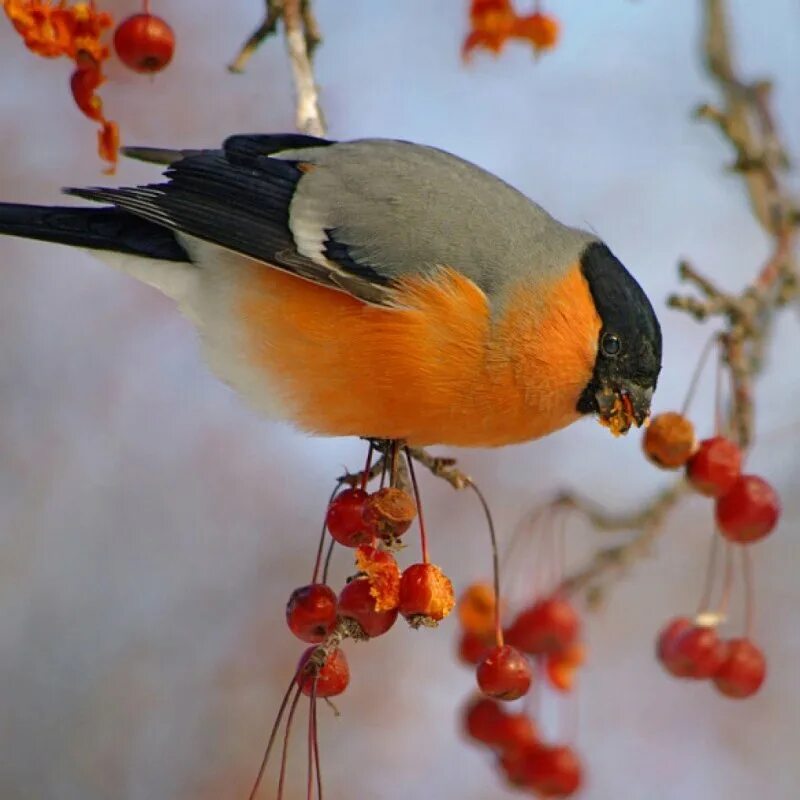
[276,139,597,299]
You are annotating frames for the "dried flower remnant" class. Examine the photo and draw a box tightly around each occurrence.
[3,0,119,170]
[354,544,401,612]
[463,0,560,60]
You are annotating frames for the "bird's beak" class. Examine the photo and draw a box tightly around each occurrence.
[595,383,653,437]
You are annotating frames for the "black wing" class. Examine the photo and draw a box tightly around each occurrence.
[66,134,395,306]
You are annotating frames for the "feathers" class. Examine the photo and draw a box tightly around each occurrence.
[0,203,189,262]
[66,134,393,306]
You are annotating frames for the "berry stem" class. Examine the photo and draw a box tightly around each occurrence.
[404,447,430,565]
[312,691,323,800]
[359,443,374,492]
[714,340,725,437]
[306,685,317,800]
[321,538,336,585]
[742,546,756,639]
[248,672,300,800]
[277,684,304,800]
[696,530,720,615]
[312,481,344,584]
[716,540,735,620]
[680,333,719,418]
[467,479,504,648]
[143,0,150,14]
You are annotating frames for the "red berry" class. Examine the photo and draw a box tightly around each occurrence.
[297,647,349,698]
[506,597,580,656]
[524,744,583,798]
[338,578,398,638]
[686,437,742,497]
[493,712,539,753]
[716,475,781,544]
[499,744,543,787]
[398,563,455,627]
[325,488,374,547]
[285,583,337,643]
[458,629,492,665]
[669,625,726,679]
[463,696,507,746]
[656,616,694,677]
[713,638,766,698]
[113,14,175,74]
[476,645,532,701]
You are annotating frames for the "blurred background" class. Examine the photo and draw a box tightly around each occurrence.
[1,1,798,798]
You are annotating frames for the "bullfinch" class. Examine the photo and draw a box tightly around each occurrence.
[0,133,662,446]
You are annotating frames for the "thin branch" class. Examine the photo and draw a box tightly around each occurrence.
[229,0,283,74]
[283,0,326,136]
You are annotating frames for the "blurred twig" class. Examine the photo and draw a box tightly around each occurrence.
[560,0,798,604]
[229,0,325,135]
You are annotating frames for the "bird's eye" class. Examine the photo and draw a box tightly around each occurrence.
[601,333,621,356]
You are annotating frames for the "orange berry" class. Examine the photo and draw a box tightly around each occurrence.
[297,647,349,698]
[457,582,498,637]
[114,13,175,74]
[398,563,455,628]
[643,412,697,469]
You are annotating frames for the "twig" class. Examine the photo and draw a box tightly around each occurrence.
[283,0,326,136]
[228,0,283,73]
[559,0,798,601]
[556,482,687,605]
[229,0,325,137]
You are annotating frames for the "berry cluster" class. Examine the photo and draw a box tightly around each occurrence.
[643,411,780,700]
[458,584,585,797]
[644,413,781,545]
[656,618,766,698]
[252,445,456,798]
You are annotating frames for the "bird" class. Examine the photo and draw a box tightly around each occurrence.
[0,133,661,447]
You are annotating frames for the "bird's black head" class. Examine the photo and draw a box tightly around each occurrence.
[576,242,662,435]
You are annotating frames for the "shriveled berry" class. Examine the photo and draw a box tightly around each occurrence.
[463,696,507,746]
[398,563,455,627]
[297,646,349,698]
[114,14,175,74]
[525,744,583,798]
[716,475,781,544]
[506,597,580,656]
[656,616,694,677]
[326,488,374,547]
[457,581,498,638]
[338,578,398,638]
[285,583,337,643]
[362,487,416,540]
[686,436,742,497]
[713,638,766,698]
[476,644,532,701]
[643,412,697,469]
[668,624,726,679]
[458,629,492,665]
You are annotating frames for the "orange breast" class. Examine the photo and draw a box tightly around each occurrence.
[237,263,601,446]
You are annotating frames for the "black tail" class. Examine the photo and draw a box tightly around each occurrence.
[0,203,189,262]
